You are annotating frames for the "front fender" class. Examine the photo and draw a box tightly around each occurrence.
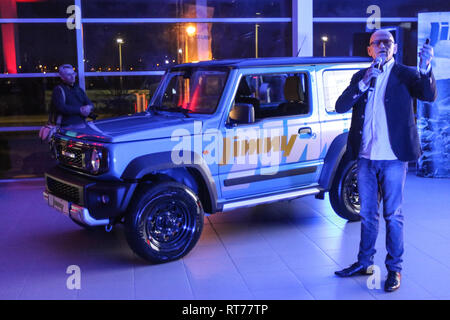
[121,151,219,212]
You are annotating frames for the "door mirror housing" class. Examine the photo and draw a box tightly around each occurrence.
[228,103,255,125]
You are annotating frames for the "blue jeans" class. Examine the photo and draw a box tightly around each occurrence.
[356,158,408,272]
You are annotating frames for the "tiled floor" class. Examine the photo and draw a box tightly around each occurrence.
[0,171,449,300]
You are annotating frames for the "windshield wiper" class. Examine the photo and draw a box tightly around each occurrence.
[147,105,161,115]
[164,106,191,118]
[149,105,192,118]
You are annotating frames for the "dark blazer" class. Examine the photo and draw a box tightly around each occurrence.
[335,62,437,161]
[51,83,93,127]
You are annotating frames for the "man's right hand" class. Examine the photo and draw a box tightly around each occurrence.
[80,105,93,117]
[361,66,382,87]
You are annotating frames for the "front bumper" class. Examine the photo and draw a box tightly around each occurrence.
[43,191,109,226]
[44,166,137,225]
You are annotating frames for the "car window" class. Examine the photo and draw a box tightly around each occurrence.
[151,68,228,114]
[323,69,359,113]
[233,72,310,120]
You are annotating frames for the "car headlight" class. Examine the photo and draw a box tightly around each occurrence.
[85,147,107,174]
[91,148,101,174]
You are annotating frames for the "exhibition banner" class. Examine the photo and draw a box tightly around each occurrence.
[417,12,450,178]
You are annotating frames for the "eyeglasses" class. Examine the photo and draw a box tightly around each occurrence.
[370,39,394,47]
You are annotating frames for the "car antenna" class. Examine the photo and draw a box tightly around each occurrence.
[297,35,307,57]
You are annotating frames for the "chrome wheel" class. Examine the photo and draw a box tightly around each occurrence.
[329,159,361,221]
[125,181,204,263]
[141,194,194,252]
[342,163,360,214]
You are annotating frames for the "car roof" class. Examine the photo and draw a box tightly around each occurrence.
[174,56,372,69]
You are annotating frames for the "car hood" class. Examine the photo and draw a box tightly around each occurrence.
[58,113,202,143]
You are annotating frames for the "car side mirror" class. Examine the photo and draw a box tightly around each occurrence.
[228,103,255,126]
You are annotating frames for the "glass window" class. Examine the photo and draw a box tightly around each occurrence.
[322,69,359,113]
[234,73,310,120]
[0,75,161,127]
[314,0,450,18]
[0,23,77,74]
[212,23,291,59]
[313,22,418,65]
[201,0,291,18]
[0,31,4,73]
[314,23,368,57]
[83,23,291,72]
[81,0,291,18]
[85,75,162,119]
[83,24,179,72]
[0,131,56,179]
[82,0,182,18]
[151,67,228,114]
[0,77,62,127]
[0,0,74,18]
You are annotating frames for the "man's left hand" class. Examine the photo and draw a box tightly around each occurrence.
[419,43,433,70]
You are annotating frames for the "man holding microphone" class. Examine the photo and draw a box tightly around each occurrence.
[334,29,437,292]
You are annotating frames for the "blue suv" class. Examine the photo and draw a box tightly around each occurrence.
[44,57,371,263]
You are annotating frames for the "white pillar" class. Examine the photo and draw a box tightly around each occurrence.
[292,0,313,57]
[196,0,211,61]
[75,0,85,90]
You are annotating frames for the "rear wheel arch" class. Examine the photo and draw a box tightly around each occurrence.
[319,132,349,191]
[319,132,362,221]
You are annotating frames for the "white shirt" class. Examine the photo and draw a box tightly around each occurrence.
[358,58,397,160]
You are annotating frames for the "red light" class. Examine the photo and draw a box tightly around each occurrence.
[189,85,201,112]
[0,0,46,73]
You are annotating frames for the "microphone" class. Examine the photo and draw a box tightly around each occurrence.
[369,55,385,89]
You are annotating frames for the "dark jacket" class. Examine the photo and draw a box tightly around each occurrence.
[51,83,93,127]
[335,63,437,161]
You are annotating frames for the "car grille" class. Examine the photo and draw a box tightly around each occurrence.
[46,176,82,204]
[53,137,108,175]
[55,139,85,169]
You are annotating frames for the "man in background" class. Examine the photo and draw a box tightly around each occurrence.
[51,64,94,127]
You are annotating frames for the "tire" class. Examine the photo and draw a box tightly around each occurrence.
[329,160,361,221]
[125,181,204,263]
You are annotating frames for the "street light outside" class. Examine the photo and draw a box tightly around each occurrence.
[117,38,124,90]
[116,38,124,72]
[185,25,196,63]
[186,25,196,37]
[321,35,328,57]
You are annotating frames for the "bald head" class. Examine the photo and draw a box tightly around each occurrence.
[367,29,398,62]
[370,30,395,44]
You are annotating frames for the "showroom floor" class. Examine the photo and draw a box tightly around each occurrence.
[0,171,449,300]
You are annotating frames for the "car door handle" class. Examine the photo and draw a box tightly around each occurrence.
[298,127,316,139]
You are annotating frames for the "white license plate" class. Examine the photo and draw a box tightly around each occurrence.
[48,194,70,216]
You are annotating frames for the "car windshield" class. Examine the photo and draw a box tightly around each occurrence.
[150,67,229,115]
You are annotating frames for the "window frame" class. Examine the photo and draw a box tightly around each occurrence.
[229,70,313,125]
[322,67,361,114]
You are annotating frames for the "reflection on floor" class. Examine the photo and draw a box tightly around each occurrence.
[0,171,449,300]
